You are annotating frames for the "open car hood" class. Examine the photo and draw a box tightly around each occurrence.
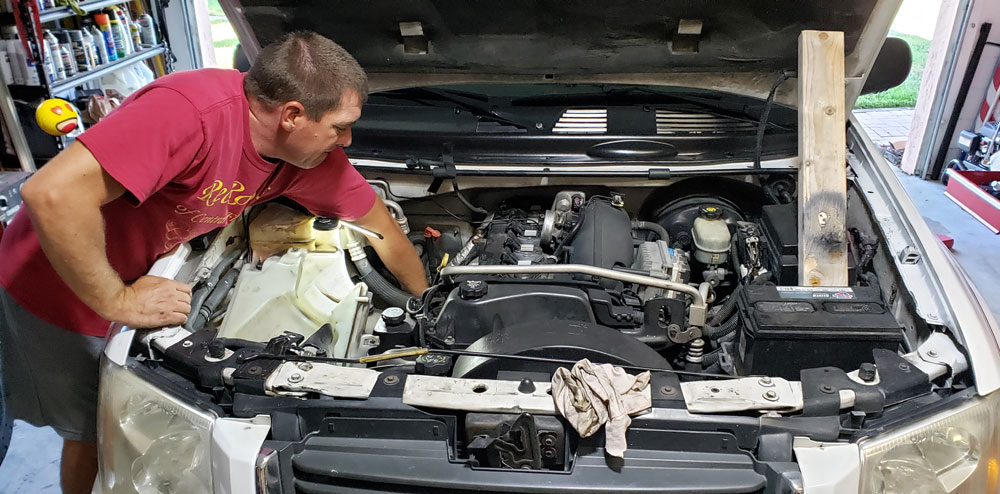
[223,0,902,107]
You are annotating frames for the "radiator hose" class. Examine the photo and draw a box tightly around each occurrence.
[631,221,670,242]
[347,241,414,308]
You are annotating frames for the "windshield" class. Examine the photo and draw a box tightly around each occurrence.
[348,83,797,167]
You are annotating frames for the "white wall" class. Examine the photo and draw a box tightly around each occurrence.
[903,0,1000,177]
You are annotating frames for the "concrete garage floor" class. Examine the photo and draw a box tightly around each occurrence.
[1,111,999,492]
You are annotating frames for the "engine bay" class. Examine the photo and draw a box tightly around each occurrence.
[125,175,968,481]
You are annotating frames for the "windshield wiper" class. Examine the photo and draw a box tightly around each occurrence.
[378,87,532,130]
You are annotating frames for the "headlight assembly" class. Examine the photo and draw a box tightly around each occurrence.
[97,356,215,494]
[859,391,1000,493]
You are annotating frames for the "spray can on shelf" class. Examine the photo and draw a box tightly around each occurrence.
[43,30,65,80]
[88,25,109,65]
[138,14,156,47]
[106,8,130,57]
[68,30,94,72]
[94,14,118,61]
[107,9,126,57]
[55,31,78,77]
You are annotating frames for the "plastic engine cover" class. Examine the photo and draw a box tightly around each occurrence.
[569,200,633,270]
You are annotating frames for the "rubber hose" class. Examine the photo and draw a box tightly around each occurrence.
[186,248,242,330]
[185,287,210,330]
[707,285,743,326]
[703,314,740,340]
[191,267,239,330]
[355,257,414,308]
[632,221,669,242]
[451,178,488,215]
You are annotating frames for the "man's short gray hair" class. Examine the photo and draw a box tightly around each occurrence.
[244,31,368,120]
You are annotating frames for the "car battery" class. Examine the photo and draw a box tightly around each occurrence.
[0,171,30,241]
[760,203,857,285]
[734,284,903,380]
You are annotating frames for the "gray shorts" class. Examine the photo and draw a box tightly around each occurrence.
[0,286,105,442]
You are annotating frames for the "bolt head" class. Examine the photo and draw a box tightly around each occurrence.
[820,384,836,394]
[927,350,939,358]
[763,390,778,401]
[383,375,400,385]
[858,363,877,382]
[659,386,676,396]
[182,340,194,348]
[288,373,303,383]
[298,362,313,371]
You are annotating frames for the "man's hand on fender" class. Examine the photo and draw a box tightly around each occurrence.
[102,275,192,328]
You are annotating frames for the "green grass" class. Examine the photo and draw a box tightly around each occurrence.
[213,38,239,49]
[208,0,225,17]
[855,31,930,109]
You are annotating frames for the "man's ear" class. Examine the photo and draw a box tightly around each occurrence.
[278,101,307,132]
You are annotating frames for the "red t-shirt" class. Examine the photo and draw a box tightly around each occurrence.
[0,69,376,337]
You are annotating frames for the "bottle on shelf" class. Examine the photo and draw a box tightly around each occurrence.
[88,24,110,65]
[106,8,130,57]
[0,49,12,85]
[2,27,25,85]
[94,14,119,62]
[19,39,40,86]
[80,25,101,68]
[129,21,141,50]
[138,14,157,47]
[119,8,137,53]
[5,33,40,86]
[43,30,65,81]
[39,36,55,83]
[55,31,78,77]
[69,30,95,72]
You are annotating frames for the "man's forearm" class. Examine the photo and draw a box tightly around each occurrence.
[370,232,428,295]
[353,197,429,296]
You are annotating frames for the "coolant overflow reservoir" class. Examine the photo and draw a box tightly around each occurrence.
[249,204,340,261]
[691,206,731,265]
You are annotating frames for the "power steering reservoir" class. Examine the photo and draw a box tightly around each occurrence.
[691,205,731,265]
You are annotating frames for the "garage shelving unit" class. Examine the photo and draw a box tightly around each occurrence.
[0,0,171,171]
